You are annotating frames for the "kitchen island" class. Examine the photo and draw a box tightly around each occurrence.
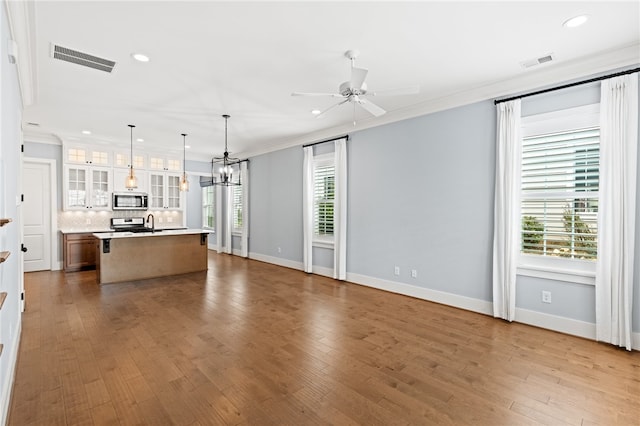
[93,229,210,284]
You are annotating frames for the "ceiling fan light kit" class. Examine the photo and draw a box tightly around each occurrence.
[292,49,419,124]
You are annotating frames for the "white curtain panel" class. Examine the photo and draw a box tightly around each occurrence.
[240,162,249,258]
[334,138,348,280]
[302,146,314,273]
[216,180,224,254]
[596,73,638,350]
[224,186,233,254]
[492,99,521,322]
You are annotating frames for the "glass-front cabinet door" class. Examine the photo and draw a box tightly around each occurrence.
[167,174,181,209]
[149,173,165,209]
[91,167,111,209]
[65,166,88,209]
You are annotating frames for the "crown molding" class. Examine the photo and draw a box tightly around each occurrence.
[239,42,640,160]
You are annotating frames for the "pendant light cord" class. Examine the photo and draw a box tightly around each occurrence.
[182,133,187,173]
[128,124,135,173]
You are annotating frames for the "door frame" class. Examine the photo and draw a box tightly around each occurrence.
[23,157,59,271]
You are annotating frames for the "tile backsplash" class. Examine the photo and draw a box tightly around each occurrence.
[58,210,184,230]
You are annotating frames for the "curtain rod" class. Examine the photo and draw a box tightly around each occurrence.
[494,66,640,105]
[302,134,349,148]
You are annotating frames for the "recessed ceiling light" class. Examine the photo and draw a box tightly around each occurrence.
[311,109,321,115]
[563,15,589,28]
[81,130,91,135]
[136,138,144,142]
[131,53,150,62]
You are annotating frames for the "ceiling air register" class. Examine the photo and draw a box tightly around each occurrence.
[51,44,116,73]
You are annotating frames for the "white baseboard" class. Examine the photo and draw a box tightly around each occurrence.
[249,252,304,271]
[515,307,596,340]
[52,260,63,271]
[346,272,494,316]
[1,320,21,426]
[244,253,639,351]
[313,266,333,278]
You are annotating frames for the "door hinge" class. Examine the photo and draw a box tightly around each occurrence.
[21,144,24,153]
[20,292,24,301]
[21,194,24,202]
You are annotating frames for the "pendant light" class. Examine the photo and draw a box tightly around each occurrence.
[212,114,240,186]
[179,133,189,192]
[125,124,138,189]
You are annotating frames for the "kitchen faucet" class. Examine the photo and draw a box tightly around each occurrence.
[146,214,155,232]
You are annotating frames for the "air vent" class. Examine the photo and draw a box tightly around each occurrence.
[520,53,555,69]
[50,44,116,73]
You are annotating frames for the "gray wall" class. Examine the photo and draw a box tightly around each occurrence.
[249,146,303,261]
[247,73,640,334]
[348,101,495,300]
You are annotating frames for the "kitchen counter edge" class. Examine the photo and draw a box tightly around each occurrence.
[92,229,212,239]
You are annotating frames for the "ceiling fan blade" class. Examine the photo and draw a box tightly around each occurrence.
[350,67,368,90]
[291,92,343,97]
[316,99,350,119]
[358,99,386,117]
[370,86,420,96]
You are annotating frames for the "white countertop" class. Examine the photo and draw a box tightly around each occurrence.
[92,228,211,239]
[60,227,112,234]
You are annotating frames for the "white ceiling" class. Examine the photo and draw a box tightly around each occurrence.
[12,1,640,161]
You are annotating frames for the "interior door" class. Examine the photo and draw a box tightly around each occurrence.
[23,161,52,272]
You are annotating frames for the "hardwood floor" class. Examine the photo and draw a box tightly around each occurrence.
[8,252,640,425]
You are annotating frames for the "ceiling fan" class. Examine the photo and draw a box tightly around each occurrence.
[292,50,419,124]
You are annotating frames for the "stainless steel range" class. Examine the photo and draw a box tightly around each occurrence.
[110,217,156,233]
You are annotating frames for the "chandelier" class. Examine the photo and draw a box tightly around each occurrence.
[212,114,240,186]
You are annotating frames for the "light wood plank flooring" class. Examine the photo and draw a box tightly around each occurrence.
[8,252,640,425]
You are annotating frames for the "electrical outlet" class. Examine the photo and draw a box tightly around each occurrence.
[394,266,400,276]
[158,217,163,223]
[85,219,91,225]
[542,291,552,304]
[411,269,417,278]
[167,217,173,223]
[277,247,282,253]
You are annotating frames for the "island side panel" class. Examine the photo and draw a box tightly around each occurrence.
[97,234,208,284]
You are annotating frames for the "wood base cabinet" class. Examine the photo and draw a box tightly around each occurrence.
[63,233,98,272]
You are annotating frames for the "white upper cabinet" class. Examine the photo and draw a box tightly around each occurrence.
[148,154,181,172]
[65,145,111,166]
[114,151,147,169]
[149,172,182,210]
[63,165,112,210]
[113,168,149,193]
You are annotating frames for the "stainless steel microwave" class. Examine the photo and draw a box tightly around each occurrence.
[112,192,148,210]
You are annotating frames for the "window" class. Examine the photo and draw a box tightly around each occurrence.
[314,155,335,240]
[232,184,243,232]
[202,186,215,229]
[521,128,599,260]
[520,104,600,280]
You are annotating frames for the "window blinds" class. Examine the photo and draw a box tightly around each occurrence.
[521,127,599,260]
[314,163,335,236]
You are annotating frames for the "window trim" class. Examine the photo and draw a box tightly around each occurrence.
[201,185,215,231]
[518,103,599,284]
